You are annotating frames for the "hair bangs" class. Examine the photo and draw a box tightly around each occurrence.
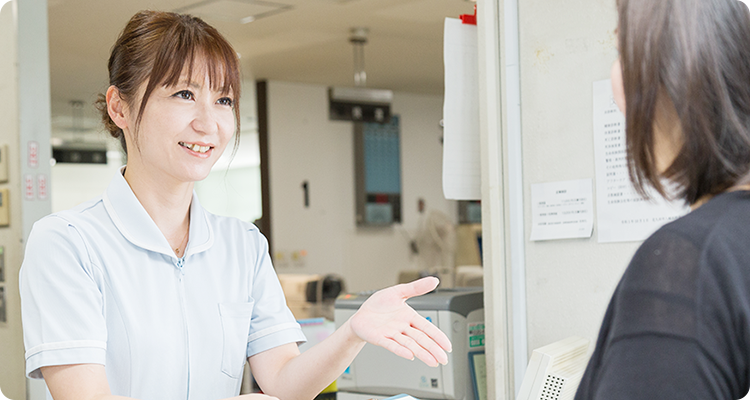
[135,14,241,134]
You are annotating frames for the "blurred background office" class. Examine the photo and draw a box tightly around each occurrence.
[0,0,485,399]
[47,0,481,293]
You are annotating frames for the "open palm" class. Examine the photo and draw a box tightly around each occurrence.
[349,277,453,367]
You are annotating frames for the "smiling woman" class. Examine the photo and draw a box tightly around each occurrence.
[19,9,452,400]
[94,11,241,157]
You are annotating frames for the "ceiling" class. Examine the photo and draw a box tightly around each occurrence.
[48,0,475,130]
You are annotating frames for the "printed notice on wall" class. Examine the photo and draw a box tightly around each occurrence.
[442,17,480,200]
[593,79,688,243]
[529,179,594,241]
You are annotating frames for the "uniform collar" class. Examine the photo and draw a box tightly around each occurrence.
[102,168,214,259]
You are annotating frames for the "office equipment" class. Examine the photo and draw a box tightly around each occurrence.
[354,116,402,226]
[335,288,484,400]
[516,336,590,400]
[455,266,482,288]
[468,351,486,400]
[386,395,421,400]
[457,201,481,224]
[278,273,344,320]
[278,273,322,320]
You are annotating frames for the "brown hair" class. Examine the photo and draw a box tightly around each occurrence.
[618,0,750,204]
[95,10,241,154]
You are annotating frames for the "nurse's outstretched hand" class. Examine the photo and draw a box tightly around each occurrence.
[349,276,453,367]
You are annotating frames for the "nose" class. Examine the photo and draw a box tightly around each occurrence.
[191,101,220,136]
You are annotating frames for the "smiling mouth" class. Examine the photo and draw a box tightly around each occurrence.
[179,141,212,154]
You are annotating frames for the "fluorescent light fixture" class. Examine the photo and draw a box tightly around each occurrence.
[240,15,256,24]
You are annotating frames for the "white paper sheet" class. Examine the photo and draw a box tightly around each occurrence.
[442,17,480,200]
[529,179,594,241]
[592,79,688,243]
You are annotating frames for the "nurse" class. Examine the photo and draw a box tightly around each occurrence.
[20,10,451,400]
[575,0,750,399]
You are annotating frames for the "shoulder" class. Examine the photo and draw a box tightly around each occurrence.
[34,196,104,231]
[26,197,107,263]
[30,197,103,242]
[584,193,750,400]
[202,210,260,234]
[201,210,267,248]
[611,191,750,339]
[628,191,750,282]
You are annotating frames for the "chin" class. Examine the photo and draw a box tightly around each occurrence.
[179,166,214,183]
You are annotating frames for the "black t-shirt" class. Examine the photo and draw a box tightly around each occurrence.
[575,190,750,400]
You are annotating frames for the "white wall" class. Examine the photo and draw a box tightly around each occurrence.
[517,0,637,354]
[50,151,122,212]
[266,81,456,292]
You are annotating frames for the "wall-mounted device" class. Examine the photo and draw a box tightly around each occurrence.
[52,144,107,164]
[329,86,392,123]
[355,115,402,226]
[516,336,590,400]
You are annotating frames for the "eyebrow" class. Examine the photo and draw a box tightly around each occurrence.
[176,80,231,94]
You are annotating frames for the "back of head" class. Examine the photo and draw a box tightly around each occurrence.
[95,10,241,155]
[618,0,750,204]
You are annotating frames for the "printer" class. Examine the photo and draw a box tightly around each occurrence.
[335,288,484,400]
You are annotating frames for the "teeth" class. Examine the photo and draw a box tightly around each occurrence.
[179,142,210,153]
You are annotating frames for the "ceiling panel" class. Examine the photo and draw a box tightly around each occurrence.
[48,0,476,123]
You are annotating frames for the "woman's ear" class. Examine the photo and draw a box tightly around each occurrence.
[106,86,129,130]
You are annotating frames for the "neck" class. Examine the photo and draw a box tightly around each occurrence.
[691,183,750,211]
[122,162,193,250]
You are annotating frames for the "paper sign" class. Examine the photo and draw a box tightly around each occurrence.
[592,79,688,243]
[530,179,594,241]
[442,17,480,200]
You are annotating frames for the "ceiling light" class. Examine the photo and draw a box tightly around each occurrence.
[240,15,256,24]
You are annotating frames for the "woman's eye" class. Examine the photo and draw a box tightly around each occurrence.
[217,97,233,107]
[173,90,194,100]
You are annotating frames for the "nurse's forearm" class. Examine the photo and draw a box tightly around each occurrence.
[248,318,366,400]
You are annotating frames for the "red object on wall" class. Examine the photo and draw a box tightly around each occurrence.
[460,4,477,25]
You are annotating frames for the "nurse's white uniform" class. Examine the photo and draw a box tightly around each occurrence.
[20,170,306,400]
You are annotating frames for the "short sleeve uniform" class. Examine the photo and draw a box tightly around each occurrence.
[575,191,750,400]
[20,170,306,400]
